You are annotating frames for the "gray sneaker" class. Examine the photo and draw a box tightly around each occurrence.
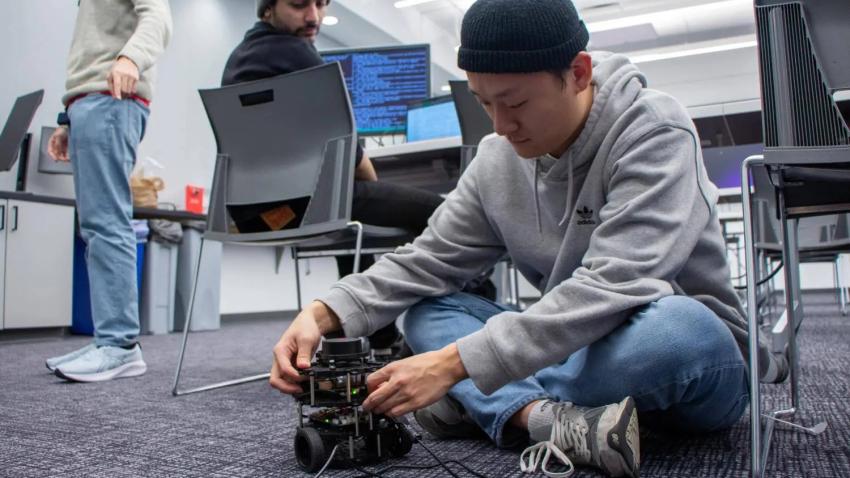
[414,395,487,439]
[521,397,640,477]
[54,344,147,383]
[45,343,96,372]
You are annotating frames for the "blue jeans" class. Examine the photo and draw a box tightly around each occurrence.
[404,293,749,447]
[68,94,149,347]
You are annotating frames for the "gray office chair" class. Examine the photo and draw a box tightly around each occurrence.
[741,1,850,475]
[751,165,848,316]
[172,63,411,396]
[450,80,493,172]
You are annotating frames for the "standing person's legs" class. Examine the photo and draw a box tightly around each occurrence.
[68,95,149,347]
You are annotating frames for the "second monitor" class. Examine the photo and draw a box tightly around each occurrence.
[405,95,461,143]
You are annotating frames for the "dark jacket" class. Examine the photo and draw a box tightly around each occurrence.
[221,21,363,165]
[222,22,323,86]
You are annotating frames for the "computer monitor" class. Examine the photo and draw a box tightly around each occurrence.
[38,126,73,175]
[0,89,44,172]
[321,44,430,136]
[405,95,461,143]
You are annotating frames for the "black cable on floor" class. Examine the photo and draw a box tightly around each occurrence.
[734,260,784,290]
[349,436,490,478]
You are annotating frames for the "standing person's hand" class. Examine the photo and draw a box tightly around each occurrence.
[107,56,140,100]
[270,301,342,394]
[48,126,70,162]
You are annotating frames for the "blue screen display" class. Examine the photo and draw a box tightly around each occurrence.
[322,45,430,135]
[406,100,461,142]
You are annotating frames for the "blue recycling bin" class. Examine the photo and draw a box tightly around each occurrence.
[71,223,147,335]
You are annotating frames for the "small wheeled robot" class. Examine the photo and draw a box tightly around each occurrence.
[293,337,414,473]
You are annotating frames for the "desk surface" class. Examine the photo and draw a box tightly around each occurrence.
[0,191,206,222]
[366,136,461,160]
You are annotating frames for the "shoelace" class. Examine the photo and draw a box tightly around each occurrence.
[519,405,590,478]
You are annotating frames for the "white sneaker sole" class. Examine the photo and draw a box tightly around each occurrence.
[55,360,147,383]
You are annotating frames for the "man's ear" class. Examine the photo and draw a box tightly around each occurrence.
[570,52,593,93]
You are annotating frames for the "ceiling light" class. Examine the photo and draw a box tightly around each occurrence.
[394,0,439,8]
[322,16,339,26]
[585,0,749,33]
[630,39,757,64]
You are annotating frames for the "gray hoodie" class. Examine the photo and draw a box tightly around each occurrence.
[322,52,768,395]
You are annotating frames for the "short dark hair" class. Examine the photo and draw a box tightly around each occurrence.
[548,67,570,88]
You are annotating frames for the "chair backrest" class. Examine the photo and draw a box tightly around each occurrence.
[449,80,494,172]
[755,0,850,164]
[200,63,357,239]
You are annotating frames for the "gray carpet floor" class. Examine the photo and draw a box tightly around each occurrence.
[1,291,849,477]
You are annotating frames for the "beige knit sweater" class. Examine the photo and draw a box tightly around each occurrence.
[63,0,172,105]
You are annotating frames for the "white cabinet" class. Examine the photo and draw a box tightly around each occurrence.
[0,199,75,329]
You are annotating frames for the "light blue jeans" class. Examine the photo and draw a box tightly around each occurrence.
[404,293,749,447]
[68,94,149,347]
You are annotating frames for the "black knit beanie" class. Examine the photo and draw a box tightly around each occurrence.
[458,0,589,74]
[256,0,275,18]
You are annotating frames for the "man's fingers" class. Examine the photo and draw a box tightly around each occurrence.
[366,366,391,393]
[372,391,408,416]
[122,76,134,97]
[109,73,122,99]
[269,358,303,394]
[294,337,315,369]
[273,342,303,383]
[363,376,399,412]
[387,403,415,418]
[48,138,59,161]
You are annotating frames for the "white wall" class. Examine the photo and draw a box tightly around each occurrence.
[0,1,840,315]
[0,0,77,195]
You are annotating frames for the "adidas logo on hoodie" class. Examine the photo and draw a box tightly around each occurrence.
[576,206,596,226]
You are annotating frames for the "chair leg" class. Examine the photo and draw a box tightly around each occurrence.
[741,156,764,478]
[172,238,270,396]
[837,256,848,315]
[833,259,841,311]
[292,247,302,311]
[347,221,364,274]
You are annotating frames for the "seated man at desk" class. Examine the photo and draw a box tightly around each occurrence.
[269,0,789,476]
[222,0,493,352]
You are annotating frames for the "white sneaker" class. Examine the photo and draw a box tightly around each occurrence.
[46,343,96,372]
[54,344,147,383]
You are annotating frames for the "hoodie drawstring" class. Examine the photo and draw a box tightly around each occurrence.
[558,161,574,227]
[534,159,543,234]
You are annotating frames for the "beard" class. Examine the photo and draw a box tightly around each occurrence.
[269,12,320,39]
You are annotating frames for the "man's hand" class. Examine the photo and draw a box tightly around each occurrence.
[48,126,70,162]
[107,56,140,100]
[270,301,341,394]
[362,343,468,418]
